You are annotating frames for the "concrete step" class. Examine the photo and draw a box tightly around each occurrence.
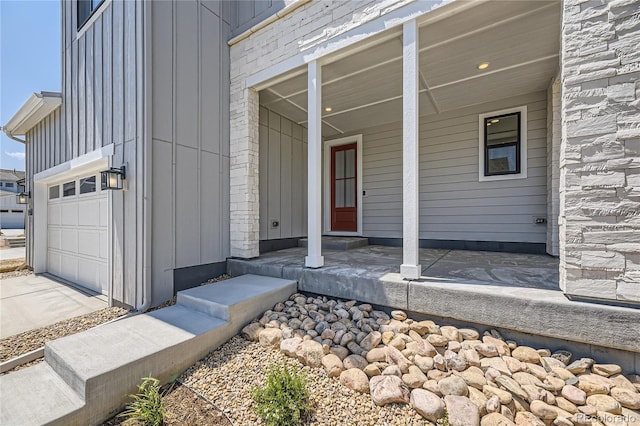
[177,274,297,326]
[298,236,368,250]
[6,237,25,248]
[0,274,298,425]
[0,363,85,426]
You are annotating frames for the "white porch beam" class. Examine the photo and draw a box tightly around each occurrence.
[401,19,422,280]
[305,60,324,268]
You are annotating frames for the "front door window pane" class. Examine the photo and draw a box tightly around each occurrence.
[335,150,344,179]
[345,149,355,178]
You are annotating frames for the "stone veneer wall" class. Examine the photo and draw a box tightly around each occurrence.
[229,0,430,258]
[560,0,640,302]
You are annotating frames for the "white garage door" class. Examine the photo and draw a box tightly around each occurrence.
[47,173,109,294]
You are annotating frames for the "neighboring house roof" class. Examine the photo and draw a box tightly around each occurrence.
[0,188,20,197]
[0,169,25,182]
[1,91,62,137]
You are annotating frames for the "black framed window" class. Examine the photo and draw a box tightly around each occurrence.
[484,112,521,176]
[77,0,105,30]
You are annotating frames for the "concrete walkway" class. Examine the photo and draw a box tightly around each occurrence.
[0,274,107,338]
[0,274,297,426]
[0,247,25,261]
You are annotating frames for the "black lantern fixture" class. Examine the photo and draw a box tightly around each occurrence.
[16,191,30,204]
[101,165,126,190]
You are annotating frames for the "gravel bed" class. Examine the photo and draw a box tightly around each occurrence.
[180,335,426,426]
[0,269,33,280]
[0,306,128,365]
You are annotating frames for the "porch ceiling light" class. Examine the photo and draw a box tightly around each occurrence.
[101,165,126,190]
[16,191,30,204]
[490,119,499,123]
[325,107,332,112]
[477,62,490,70]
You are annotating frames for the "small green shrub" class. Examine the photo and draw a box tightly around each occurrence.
[251,363,311,426]
[118,376,165,426]
[438,409,450,426]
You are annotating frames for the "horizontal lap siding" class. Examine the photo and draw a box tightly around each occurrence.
[358,91,548,243]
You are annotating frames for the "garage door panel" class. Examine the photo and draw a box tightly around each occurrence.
[99,198,108,226]
[48,177,108,296]
[78,199,101,226]
[48,228,62,250]
[59,254,79,282]
[78,230,101,257]
[48,204,61,225]
[60,228,78,253]
[48,252,62,277]
[99,231,109,259]
[78,260,102,293]
[61,203,78,226]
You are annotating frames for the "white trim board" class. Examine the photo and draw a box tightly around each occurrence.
[323,135,363,236]
[76,0,113,40]
[3,92,62,136]
[34,144,114,184]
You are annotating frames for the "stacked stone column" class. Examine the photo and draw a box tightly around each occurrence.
[560,0,640,302]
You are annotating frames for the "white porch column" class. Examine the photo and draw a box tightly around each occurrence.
[305,60,324,268]
[401,20,421,280]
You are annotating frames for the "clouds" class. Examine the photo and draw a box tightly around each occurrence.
[5,151,26,160]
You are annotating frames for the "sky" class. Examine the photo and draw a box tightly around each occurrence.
[0,0,61,172]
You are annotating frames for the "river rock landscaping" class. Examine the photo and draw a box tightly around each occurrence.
[238,293,640,425]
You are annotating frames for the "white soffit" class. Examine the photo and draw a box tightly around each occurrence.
[259,0,561,134]
[3,92,62,137]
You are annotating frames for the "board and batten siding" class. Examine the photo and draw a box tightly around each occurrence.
[24,0,146,308]
[354,91,549,244]
[150,0,231,304]
[230,0,287,37]
[259,106,308,241]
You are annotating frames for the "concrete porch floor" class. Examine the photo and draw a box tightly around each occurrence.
[228,245,640,371]
[231,245,560,290]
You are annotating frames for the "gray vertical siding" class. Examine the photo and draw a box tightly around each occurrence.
[150,0,231,305]
[229,0,286,37]
[25,0,146,308]
[259,106,308,241]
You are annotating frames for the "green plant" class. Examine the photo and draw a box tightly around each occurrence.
[251,363,311,426]
[438,409,450,426]
[118,376,165,426]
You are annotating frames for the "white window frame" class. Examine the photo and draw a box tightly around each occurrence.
[478,105,527,182]
[76,0,112,39]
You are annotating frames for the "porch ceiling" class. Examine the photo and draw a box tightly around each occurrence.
[259,0,561,137]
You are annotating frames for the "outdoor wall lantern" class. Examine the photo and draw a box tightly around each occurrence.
[101,165,126,190]
[16,191,30,204]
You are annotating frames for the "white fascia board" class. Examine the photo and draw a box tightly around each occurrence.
[2,92,62,137]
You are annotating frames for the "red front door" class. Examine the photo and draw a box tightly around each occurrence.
[331,143,357,232]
